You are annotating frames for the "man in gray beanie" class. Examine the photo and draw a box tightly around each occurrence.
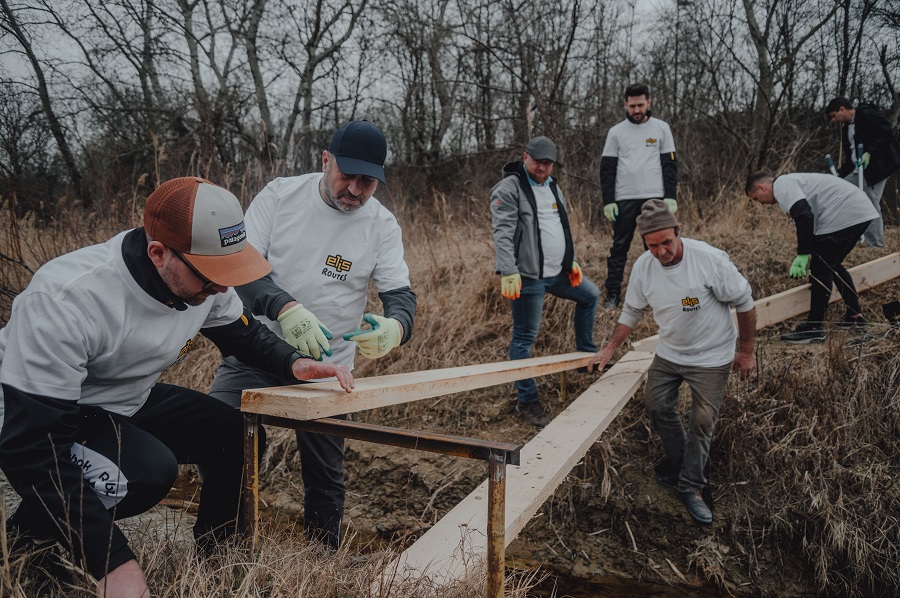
[587,199,757,525]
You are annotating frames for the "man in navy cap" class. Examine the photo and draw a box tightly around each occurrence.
[208,120,416,549]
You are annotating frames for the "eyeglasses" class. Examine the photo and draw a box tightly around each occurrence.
[171,250,218,292]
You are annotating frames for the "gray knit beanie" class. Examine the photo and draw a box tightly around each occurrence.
[636,199,680,236]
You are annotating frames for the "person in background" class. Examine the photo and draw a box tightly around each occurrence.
[600,83,678,309]
[587,199,756,525]
[824,97,900,248]
[491,135,599,428]
[745,171,877,343]
[0,177,353,597]
[208,120,415,550]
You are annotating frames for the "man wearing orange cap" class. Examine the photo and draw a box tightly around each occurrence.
[0,177,354,596]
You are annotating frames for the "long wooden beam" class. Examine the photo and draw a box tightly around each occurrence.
[375,350,654,589]
[241,352,595,420]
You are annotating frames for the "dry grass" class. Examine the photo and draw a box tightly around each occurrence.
[1,185,899,596]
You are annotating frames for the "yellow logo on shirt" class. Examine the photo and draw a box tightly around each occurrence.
[645,138,658,145]
[682,297,700,312]
[326,254,352,272]
[176,339,193,363]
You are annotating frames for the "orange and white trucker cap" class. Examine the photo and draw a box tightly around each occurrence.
[143,177,271,287]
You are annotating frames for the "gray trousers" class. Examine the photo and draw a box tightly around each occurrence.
[208,356,346,549]
[843,172,886,248]
[644,355,732,493]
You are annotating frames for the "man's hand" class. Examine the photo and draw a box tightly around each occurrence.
[603,203,618,223]
[732,351,756,379]
[663,198,678,213]
[860,152,870,168]
[501,273,522,300]
[789,254,811,278]
[568,261,583,287]
[291,359,355,392]
[343,314,402,359]
[586,347,615,374]
[97,559,150,598]
[277,303,333,360]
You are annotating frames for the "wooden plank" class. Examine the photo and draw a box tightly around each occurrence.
[241,352,595,420]
[377,351,654,587]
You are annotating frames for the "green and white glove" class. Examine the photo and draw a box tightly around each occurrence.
[663,198,677,213]
[789,254,811,279]
[277,304,333,361]
[603,203,618,222]
[343,314,402,359]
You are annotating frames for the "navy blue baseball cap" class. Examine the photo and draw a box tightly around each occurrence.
[328,120,387,183]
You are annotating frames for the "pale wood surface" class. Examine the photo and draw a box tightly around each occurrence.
[241,351,595,420]
[377,351,654,586]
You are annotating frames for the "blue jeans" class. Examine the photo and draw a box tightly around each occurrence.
[509,271,599,404]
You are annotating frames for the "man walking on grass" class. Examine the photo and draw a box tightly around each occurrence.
[491,135,599,428]
[824,97,900,248]
[587,200,756,525]
[0,177,353,597]
[600,83,678,309]
[745,171,877,343]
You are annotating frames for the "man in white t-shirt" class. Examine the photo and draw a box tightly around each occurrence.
[587,200,756,525]
[600,83,678,309]
[0,178,353,596]
[491,136,600,428]
[745,171,877,343]
[208,120,416,549]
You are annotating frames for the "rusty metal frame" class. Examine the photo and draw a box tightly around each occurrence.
[243,414,520,597]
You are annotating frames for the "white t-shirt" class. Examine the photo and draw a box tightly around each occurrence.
[532,183,565,278]
[620,238,755,367]
[244,174,411,369]
[0,231,245,430]
[602,117,676,201]
[772,173,878,235]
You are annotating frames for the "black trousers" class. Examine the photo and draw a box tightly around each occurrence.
[209,356,346,549]
[604,198,650,296]
[9,383,244,574]
[807,221,871,324]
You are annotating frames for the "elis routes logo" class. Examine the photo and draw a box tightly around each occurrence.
[682,296,700,312]
[323,254,352,281]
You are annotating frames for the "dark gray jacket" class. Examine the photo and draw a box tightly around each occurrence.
[490,161,575,279]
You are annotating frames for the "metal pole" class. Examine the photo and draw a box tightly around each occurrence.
[243,413,260,550]
[486,451,507,598]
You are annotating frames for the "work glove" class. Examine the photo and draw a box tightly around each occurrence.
[603,203,618,223]
[501,273,522,300]
[789,254,811,279]
[663,198,678,213]
[859,152,870,168]
[568,261,583,287]
[343,314,402,359]
[277,304,333,360]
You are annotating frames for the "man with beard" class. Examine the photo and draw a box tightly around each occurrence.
[208,120,416,550]
[0,177,354,597]
[600,83,679,309]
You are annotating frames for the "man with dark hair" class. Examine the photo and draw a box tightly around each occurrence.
[745,171,877,342]
[824,97,900,248]
[0,177,354,596]
[600,83,678,309]
[587,200,756,525]
[491,135,599,428]
[208,120,416,550]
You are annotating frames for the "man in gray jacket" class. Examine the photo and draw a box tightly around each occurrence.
[490,136,599,427]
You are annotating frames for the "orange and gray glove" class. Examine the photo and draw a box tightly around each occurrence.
[568,261,583,287]
[277,304,333,361]
[501,273,522,300]
[343,314,402,359]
